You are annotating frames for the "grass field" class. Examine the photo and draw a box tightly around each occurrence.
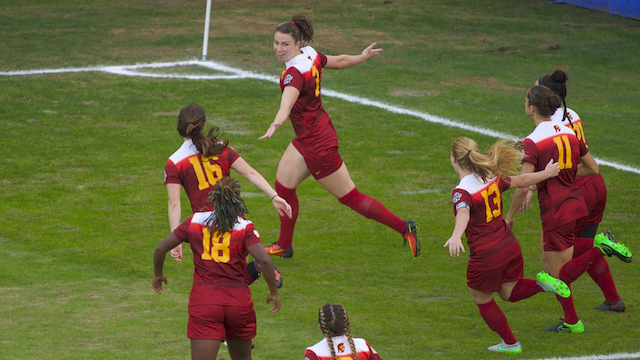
[1,1,639,359]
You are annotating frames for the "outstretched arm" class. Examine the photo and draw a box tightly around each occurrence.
[508,159,559,189]
[231,156,293,218]
[324,43,383,69]
[443,208,470,257]
[259,86,300,139]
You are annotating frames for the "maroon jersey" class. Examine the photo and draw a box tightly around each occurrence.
[522,121,588,231]
[452,174,520,268]
[173,211,262,306]
[280,46,333,142]
[304,336,383,360]
[164,139,240,212]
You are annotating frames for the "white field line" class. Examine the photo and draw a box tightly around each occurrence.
[2,60,639,176]
[532,353,640,360]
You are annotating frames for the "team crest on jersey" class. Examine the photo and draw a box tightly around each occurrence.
[337,343,345,353]
[567,112,573,121]
[283,74,293,85]
[554,125,561,132]
[253,229,260,238]
[452,192,462,204]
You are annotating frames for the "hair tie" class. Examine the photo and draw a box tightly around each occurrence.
[291,21,296,25]
[468,149,473,155]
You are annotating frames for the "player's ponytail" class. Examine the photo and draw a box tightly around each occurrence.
[206,177,248,234]
[275,14,314,44]
[539,69,570,124]
[452,137,521,182]
[177,104,228,157]
[318,303,358,360]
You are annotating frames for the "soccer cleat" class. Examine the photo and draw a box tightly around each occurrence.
[594,298,626,312]
[543,319,584,333]
[273,265,283,289]
[403,220,421,257]
[487,340,522,354]
[536,271,571,298]
[594,231,632,263]
[254,261,283,289]
[264,241,293,259]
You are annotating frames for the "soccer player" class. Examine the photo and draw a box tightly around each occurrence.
[444,136,569,354]
[505,86,632,333]
[259,14,419,258]
[304,303,382,360]
[534,70,626,312]
[165,103,291,286]
[153,177,281,360]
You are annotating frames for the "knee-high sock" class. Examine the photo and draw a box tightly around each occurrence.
[276,181,298,249]
[338,188,406,234]
[477,299,517,344]
[556,285,579,325]
[574,237,620,302]
[559,245,604,284]
[508,279,544,302]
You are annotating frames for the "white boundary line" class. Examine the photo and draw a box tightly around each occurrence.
[2,60,639,176]
[533,353,640,360]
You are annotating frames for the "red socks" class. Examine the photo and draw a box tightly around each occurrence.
[508,279,544,302]
[338,188,406,234]
[275,181,298,249]
[477,299,517,345]
[574,237,620,302]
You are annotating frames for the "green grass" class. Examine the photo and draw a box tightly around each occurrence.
[1,1,639,359]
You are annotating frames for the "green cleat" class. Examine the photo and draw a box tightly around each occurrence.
[594,231,632,263]
[543,319,584,333]
[487,340,522,354]
[536,271,571,298]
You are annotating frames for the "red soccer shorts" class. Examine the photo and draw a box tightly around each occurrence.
[292,130,343,180]
[579,174,607,226]
[543,216,587,251]
[187,303,256,340]
[467,255,523,293]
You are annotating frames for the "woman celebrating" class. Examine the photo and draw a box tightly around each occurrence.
[259,14,419,258]
[153,177,280,360]
[165,104,291,286]
[444,136,568,354]
[304,303,382,360]
[505,86,632,333]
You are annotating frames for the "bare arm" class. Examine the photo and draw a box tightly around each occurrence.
[166,184,183,264]
[576,152,599,177]
[506,162,536,228]
[324,43,383,69]
[152,233,183,294]
[247,242,281,313]
[443,207,470,257]
[259,86,300,139]
[508,159,559,189]
[231,156,293,218]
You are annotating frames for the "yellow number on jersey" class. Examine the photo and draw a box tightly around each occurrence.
[189,156,223,190]
[201,227,231,263]
[553,135,573,170]
[311,65,320,97]
[569,122,588,149]
[481,183,502,223]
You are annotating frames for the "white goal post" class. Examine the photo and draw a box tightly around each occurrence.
[202,0,212,60]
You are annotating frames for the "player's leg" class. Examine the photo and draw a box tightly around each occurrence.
[318,162,420,256]
[542,248,583,332]
[224,304,256,360]
[190,339,221,360]
[226,340,253,360]
[471,289,520,352]
[266,143,310,256]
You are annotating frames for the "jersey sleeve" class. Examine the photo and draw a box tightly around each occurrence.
[318,51,328,68]
[303,349,318,360]
[452,189,472,216]
[367,342,383,360]
[521,139,538,167]
[164,159,182,185]
[243,223,263,249]
[173,215,193,243]
[226,146,240,165]
[578,139,588,157]
[499,177,512,193]
[283,67,304,92]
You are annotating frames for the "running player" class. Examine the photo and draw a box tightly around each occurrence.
[153,177,280,360]
[444,136,569,353]
[304,303,382,360]
[505,86,632,333]
[165,103,291,286]
[259,14,419,258]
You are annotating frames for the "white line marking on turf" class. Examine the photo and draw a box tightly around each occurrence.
[2,60,639,176]
[532,352,640,360]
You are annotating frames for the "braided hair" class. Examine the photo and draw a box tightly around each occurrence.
[205,177,249,234]
[318,303,358,360]
[176,103,228,157]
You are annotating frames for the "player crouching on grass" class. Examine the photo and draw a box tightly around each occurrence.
[444,137,569,354]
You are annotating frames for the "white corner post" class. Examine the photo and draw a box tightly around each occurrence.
[202,0,212,61]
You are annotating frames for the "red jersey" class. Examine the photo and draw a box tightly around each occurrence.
[281,46,333,142]
[452,174,520,268]
[173,211,262,307]
[304,336,382,360]
[522,121,589,231]
[164,139,240,212]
